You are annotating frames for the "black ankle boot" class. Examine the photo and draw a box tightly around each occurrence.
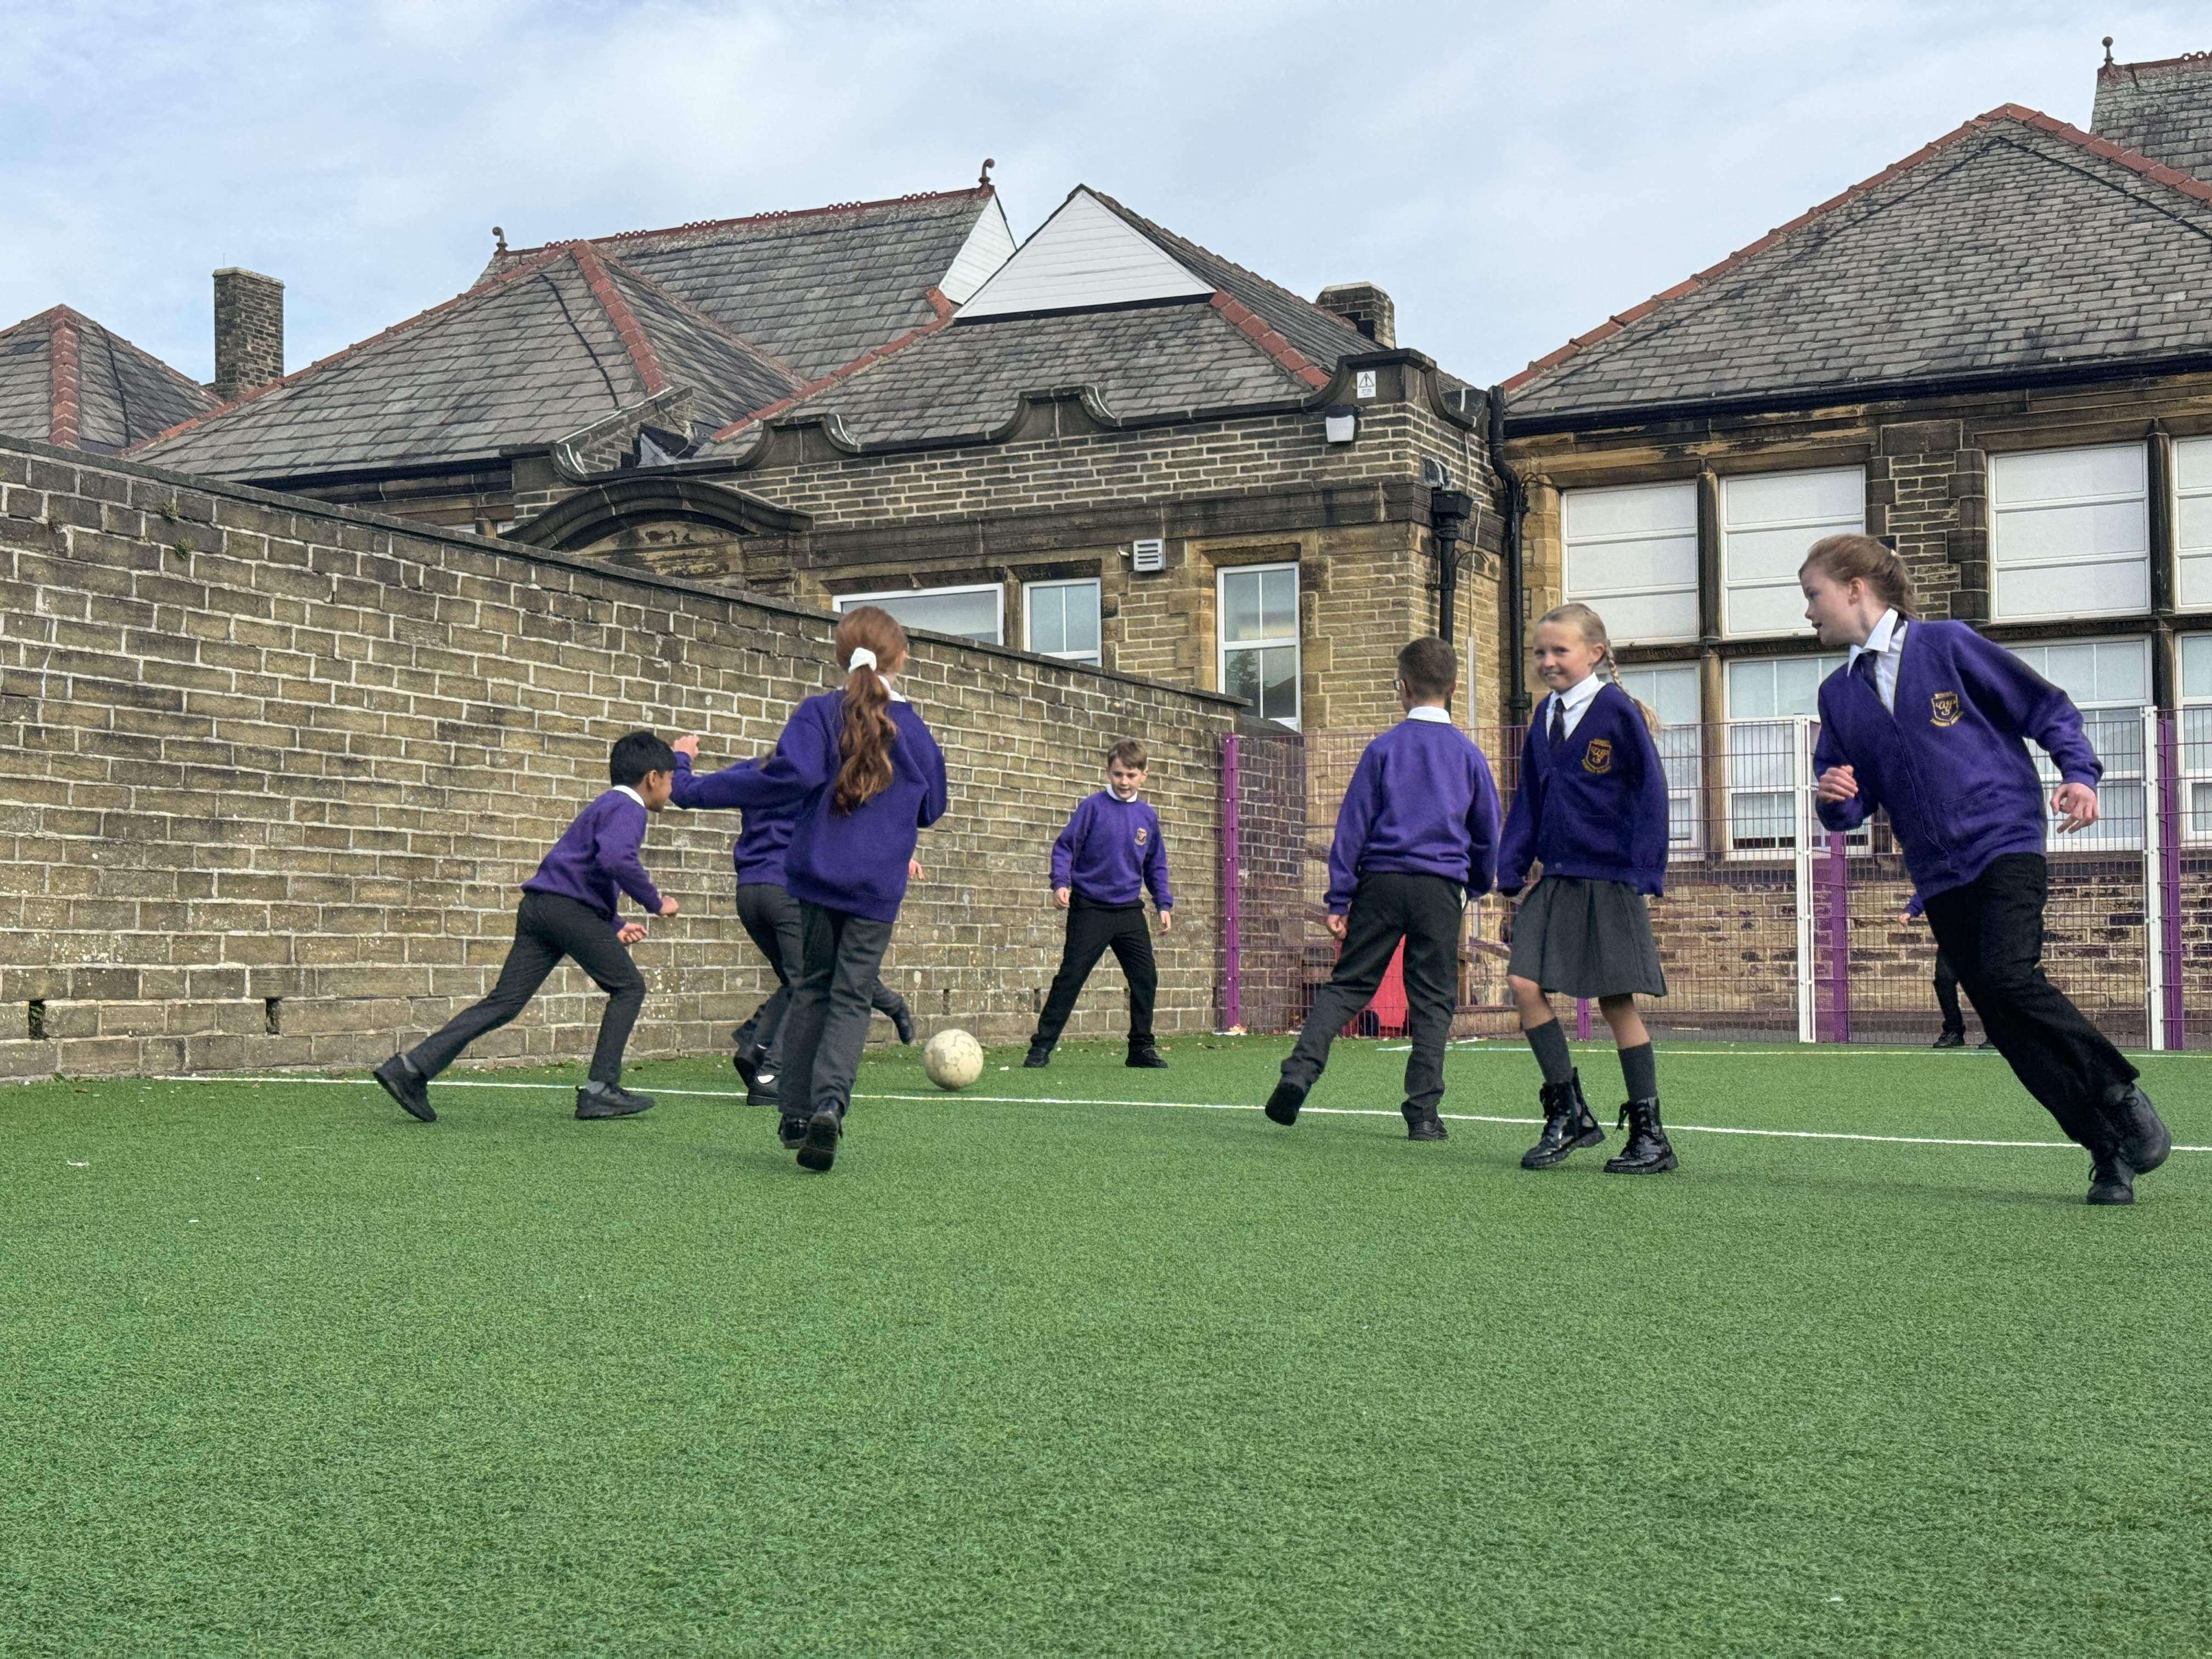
[1023,1042,1052,1069]
[1604,1097,1677,1173]
[1126,1040,1168,1069]
[1402,1103,1447,1141]
[1521,1070,1603,1169]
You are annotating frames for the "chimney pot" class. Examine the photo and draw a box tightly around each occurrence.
[1315,281,1396,349]
[213,268,284,401]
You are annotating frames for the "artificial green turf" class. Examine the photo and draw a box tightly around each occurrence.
[2,1036,2206,1656]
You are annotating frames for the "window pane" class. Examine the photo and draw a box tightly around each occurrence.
[1027,580,1099,658]
[2179,437,2212,609]
[842,588,1000,644]
[1721,467,1863,639]
[1259,568,1297,637]
[1563,481,1700,646]
[1614,665,1701,726]
[2182,635,2212,703]
[1258,645,1298,721]
[1222,569,1266,642]
[1725,655,1841,721]
[1990,445,2148,621]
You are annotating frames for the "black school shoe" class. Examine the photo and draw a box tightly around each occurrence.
[1931,1029,1966,1049]
[2089,1085,2172,1205]
[373,1054,435,1122]
[733,1050,758,1087]
[747,1067,783,1109]
[1521,1070,1603,1169]
[1403,1104,1447,1141]
[575,1081,654,1119]
[1023,1042,1052,1069]
[796,1107,842,1172]
[1126,1041,1169,1069]
[777,1114,809,1150]
[1603,1098,1678,1174]
[889,999,917,1045]
[1263,1079,1306,1126]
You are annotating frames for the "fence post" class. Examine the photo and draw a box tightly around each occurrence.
[1825,831,1850,1044]
[1793,716,1816,1043]
[1221,732,1242,1032]
[2158,711,2185,1049]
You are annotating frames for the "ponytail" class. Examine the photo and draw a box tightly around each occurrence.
[830,606,907,815]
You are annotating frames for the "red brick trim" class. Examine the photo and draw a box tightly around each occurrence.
[497,185,994,263]
[46,308,82,449]
[1503,104,2212,394]
[707,287,957,442]
[1209,292,1330,389]
[572,242,670,396]
[2099,50,2212,80]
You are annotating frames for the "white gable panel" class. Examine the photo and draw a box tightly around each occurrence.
[957,189,1211,320]
[939,197,1018,306]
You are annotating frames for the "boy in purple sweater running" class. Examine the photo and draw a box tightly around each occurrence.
[372,731,681,1123]
[1265,637,1501,1139]
[1025,739,1174,1070]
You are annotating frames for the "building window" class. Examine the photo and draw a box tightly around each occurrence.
[1720,467,1865,638]
[2176,437,2212,611]
[1989,444,2149,622]
[834,583,1003,646]
[1217,562,1299,728]
[1723,654,1843,855]
[1613,664,1704,857]
[1024,578,1102,664]
[2007,638,2149,850]
[1560,481,1698,646]
[2180,635,2212,840]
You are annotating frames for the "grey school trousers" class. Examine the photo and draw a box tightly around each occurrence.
[735,882,908,1069]
[776,901,898,1122]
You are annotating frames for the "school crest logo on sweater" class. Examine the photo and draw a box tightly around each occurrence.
[1135,827,1149,845]
[1581,738,1613,775]
[1930,692,1962,727]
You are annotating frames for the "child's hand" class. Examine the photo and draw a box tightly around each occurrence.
[1816,764,1858,803]
[909,858,925,879]
[1898,909,1916,926]
[1326,912,1348,941]
[658,896,680,917]
[672,735,701,759]
[2052,782,2100,833]
[1053,886,1072,909]
[617,922,647,946]
[1158,908,1173,933]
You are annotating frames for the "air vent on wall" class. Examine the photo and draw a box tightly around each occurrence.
[1131,538,1166,572]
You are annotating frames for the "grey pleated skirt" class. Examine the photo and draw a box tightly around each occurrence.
[1507,875,1667,999]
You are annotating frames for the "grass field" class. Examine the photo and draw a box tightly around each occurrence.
[3,1034,2207,1656]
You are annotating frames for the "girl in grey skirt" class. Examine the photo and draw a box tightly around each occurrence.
[1496,603,1677,1173]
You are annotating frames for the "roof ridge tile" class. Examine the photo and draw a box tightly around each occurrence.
[571,242,670,397]
[498,184,992,262]
[589,250,806,385]
[707,287,957,441]
[1207,292,1328,388]
[47,310,81,448]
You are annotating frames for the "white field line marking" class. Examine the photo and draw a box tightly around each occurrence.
[1387,1042,2207,1059]
[150,1075,2210,1154]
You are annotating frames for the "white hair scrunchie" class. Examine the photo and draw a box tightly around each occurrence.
[847,646,878,673]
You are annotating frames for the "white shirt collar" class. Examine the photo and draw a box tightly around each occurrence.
[1552,673,1603,713]
[888,689,907,704]
[612,785,646,808]
[1405,706,1453,724]
[1849,608,1904,667]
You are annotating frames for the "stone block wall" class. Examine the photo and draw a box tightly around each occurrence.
[0,437,1243,1081]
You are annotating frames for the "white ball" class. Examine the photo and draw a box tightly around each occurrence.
[923,1028,984,1090]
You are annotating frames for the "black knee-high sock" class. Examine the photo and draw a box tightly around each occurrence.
[1525,1018,1575,1087]
[1619,1041,1657,1102]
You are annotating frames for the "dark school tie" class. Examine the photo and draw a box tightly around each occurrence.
[1548,696,1565,751]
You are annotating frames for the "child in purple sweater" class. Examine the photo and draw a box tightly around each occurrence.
[1024,738,1173,1070]
[373,731,681,1122]
[1264,637,1500,1139]
[1804,533,2168,1204]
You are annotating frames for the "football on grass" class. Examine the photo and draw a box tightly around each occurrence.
[923,1029,984,1090]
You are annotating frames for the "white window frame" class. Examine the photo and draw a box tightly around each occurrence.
[1722,654,1847,859]
[1719,466,1865,639]
[1216,561,1300,730]
[2175,436,2212,611]
[1022,577,1102,665]
[1989,443,2150,623]
[1560,481,1700,647]
[2178,634,2212,844]
[2006,637,2150,854]
[1613,663,1705,859]
[834,582,1004,646]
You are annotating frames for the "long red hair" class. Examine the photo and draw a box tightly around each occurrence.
[832,606,908,814]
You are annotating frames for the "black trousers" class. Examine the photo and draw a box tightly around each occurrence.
[777,901,898,1122]
[1031,898,1156,1047]
[407,891,645,1086]
[733,881,908,1068]
[1280,872,1461,1115]
[1932,949,1964,1035]
[1921,854,2137,1148]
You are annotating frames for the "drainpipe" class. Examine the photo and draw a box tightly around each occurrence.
[1429,487,1473,640]
[1485,384,1530,721]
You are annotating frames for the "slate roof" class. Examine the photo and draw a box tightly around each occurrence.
[2094,51,2212,182]
[1505,106,2212,426]
[137,246,805,483]
[0,307,216,453]
[484,188,1000,383]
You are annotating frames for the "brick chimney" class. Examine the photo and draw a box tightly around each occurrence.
[1315,281,1395,348]
[213,268,284,401]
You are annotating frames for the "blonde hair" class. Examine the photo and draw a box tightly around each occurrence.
[1799,533,1915,617]
[1534,602,1660,735]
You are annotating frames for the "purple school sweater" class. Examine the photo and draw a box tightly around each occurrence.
[1813,619,2101,899]
[670,755,795,885]
[1497,684,1671,897]
[1051,792,1172,909]
[1326,714,1502,913]
[520,788,664,926]
[696,692,949,922]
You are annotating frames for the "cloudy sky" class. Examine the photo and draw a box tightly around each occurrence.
[3,1,2205,390]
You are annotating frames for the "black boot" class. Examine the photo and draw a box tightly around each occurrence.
[2089,1085,2170,1205]
[885,994,916,1046]
[1403,1103,1447,1141]
[1521,1070,1602,1169]
[796,1106,842,1172]
[1023,1041,1052,1069]
[1126,1039,1168,1069]
[1603,1098,1677,1174]
[1264,1078,1306,1126]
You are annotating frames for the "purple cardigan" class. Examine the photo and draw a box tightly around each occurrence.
[1813,619,2101,899]
[1497,683,1671,897]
